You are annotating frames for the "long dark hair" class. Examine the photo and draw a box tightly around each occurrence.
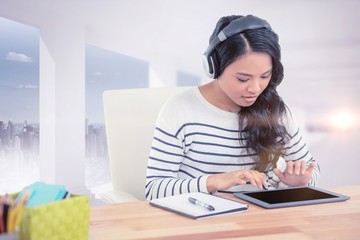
[209,15,290,172]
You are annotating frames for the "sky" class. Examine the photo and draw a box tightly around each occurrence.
[0,17,151,124]
[0,17,39,124]
[85,45,149,123]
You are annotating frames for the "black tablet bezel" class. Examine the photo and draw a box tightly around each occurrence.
[233,186,350,209]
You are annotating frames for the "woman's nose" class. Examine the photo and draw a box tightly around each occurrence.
[246,79,261,93]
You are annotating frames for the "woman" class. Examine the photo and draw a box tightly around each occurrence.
[146,15,320,200]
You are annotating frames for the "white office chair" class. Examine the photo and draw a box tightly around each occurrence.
[100,87,190,203]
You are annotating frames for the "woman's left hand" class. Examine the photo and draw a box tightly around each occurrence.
[273,160,315,187]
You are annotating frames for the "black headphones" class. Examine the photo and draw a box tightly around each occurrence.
[202,15,272,79]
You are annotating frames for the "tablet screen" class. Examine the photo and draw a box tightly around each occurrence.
[243,187,337,204]
[234,187,350,208]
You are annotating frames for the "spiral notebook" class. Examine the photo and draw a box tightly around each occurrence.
[149,192,248,219]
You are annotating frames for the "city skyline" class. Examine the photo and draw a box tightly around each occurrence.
[0,116,110,193]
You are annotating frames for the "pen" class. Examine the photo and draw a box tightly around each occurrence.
[188,197,215,211]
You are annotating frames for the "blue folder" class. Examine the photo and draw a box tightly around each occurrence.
[24,182,67,208]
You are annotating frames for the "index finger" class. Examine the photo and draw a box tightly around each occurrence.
[286,161,294,174]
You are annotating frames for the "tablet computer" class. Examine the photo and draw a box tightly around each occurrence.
[233,186,350,209]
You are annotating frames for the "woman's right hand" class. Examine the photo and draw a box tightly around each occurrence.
[206,169,267,193]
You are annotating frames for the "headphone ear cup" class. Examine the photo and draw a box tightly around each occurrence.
[202,52,219,79]
[202,54,214,78]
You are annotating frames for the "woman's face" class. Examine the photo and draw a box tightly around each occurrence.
[217,52,272,110]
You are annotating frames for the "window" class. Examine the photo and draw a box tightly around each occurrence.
[85,44,149,188]
[0,17,39,194]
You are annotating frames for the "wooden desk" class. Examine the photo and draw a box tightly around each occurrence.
[90,186,360,239]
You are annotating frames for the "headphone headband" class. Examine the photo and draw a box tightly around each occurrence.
[203,15,272,78]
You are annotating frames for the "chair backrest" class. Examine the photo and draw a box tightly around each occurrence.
[103,87,190,201]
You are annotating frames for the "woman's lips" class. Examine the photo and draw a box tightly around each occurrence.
[243,96,258,102]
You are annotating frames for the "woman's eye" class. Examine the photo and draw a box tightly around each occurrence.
[237,78,249,82]
[261,75,271,79]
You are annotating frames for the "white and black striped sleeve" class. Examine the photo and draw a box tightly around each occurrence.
[282,111,320,186]
[145,123,209,200]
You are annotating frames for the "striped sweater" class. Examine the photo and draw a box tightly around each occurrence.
[146,87,320,200]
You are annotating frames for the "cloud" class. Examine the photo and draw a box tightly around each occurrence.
[0,81,38,89]
[5,52,33,63]
[16,84,38,89]
[95,71,104,76]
